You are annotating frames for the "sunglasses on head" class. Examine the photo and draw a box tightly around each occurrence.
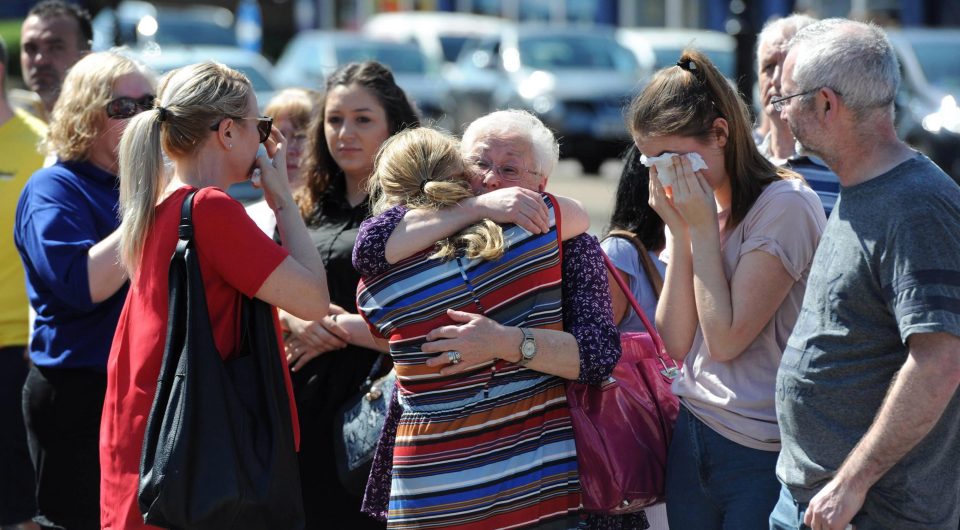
[105,95,155,119]
[209,116,273,144]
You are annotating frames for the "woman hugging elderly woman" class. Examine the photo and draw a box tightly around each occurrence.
[351,111,655,529]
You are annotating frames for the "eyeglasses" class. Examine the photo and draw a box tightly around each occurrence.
[466,157,541,182]
[209,116,273,144]
[105,95,155,119]
[771,87,844,112]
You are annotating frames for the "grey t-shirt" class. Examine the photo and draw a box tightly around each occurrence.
[776,154,960,529]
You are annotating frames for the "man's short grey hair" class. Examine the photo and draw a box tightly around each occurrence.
[757,13,817,57]
[461,109,560,176]
[787,18,900,112]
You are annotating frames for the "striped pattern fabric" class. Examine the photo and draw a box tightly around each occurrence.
[357,195,581,529]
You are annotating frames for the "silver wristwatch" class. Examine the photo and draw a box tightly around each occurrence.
[518,327,537,366]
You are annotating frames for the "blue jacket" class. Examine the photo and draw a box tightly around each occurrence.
[14,160,128,370]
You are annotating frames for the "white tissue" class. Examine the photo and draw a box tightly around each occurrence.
[638,152,708,187]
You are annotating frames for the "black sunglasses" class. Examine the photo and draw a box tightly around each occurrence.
[105,94,155,119]
[209,116,273,144]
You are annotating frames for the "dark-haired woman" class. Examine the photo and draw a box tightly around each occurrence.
[627,51,825,529]
[600,145,669,530]
[277,61,418,529]
[602,145,666,334]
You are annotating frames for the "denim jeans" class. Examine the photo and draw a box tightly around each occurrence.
[769,484,810,530]
[665,405,781,530]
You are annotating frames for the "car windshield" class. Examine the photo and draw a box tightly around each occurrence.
[651,47,735,79]
[230,65,274,92]
[518,35,637,73]
[152,16,236,46]
[150,62,272,92]
[334,44,427,74]
[909,40,960,93]
[439,36,472,63]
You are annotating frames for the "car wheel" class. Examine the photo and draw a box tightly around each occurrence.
[579,156,603,176]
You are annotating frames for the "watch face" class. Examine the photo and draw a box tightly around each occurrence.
[521,340,536,358]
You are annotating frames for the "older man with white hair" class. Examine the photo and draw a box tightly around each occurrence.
[755,14,841,215]
[771,18,960,530]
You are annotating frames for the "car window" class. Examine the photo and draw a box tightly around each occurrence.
[518,35,637,72]
[651,47,735,79]
[231,65,274,92]
[909,40,960,93]
[334,44,427,74]
[439,36,472,63]
[460,37,501,70]
[152,14,236,46]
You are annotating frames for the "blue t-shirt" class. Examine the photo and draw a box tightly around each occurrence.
[600,235,665,333]
[13,160,128,371]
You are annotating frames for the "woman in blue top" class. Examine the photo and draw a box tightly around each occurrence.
[13,51,155,530]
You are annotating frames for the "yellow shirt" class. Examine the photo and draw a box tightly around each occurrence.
[0,108,47,347]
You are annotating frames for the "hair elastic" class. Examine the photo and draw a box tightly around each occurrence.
[157,106,168,122]
[676,59,698,71]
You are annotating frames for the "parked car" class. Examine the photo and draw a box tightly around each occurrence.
[887,28,960,181]
[447,24,641,174]
[617,27,737,80]
[362,11,508,74]
[92,1,236,52]
[273,31,455,131]
[129,45,277,110]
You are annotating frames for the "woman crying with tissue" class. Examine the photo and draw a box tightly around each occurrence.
[627,50,826,530]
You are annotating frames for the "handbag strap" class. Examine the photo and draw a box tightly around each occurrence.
[601,249,678,374]
[358,355,386,392]
[605,229,663,299]
[176,189,199,252]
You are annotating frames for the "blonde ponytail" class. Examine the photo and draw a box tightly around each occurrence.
[118,108,165,272]
[117,61,254,271]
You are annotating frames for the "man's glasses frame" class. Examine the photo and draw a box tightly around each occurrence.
[105,95,155,119]
[466,157,541,182]
[771,87,843,112]
[210,116,273,144]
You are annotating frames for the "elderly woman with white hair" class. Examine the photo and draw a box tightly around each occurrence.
[353,110,648,529]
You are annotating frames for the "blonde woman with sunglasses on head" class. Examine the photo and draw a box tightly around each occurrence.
[99,61,330,529]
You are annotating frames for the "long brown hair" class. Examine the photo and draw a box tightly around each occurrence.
[296,61,420,218]
[627,49,798,226]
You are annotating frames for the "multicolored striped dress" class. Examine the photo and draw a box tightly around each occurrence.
[356,195,581,530]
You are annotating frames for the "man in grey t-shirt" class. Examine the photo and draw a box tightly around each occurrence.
[772,18,960,530]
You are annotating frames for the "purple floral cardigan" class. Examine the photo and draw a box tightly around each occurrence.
[351,205,649,529]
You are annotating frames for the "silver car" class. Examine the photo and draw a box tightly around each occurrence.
[273,31,455,132]
[887,28,960,180]
[448,24,642,175]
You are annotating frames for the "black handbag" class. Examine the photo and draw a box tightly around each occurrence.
[332,355,396,496]
[138,190,305,529]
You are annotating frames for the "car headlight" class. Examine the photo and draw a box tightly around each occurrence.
[516,71,561,116]
[923,95,960,135]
